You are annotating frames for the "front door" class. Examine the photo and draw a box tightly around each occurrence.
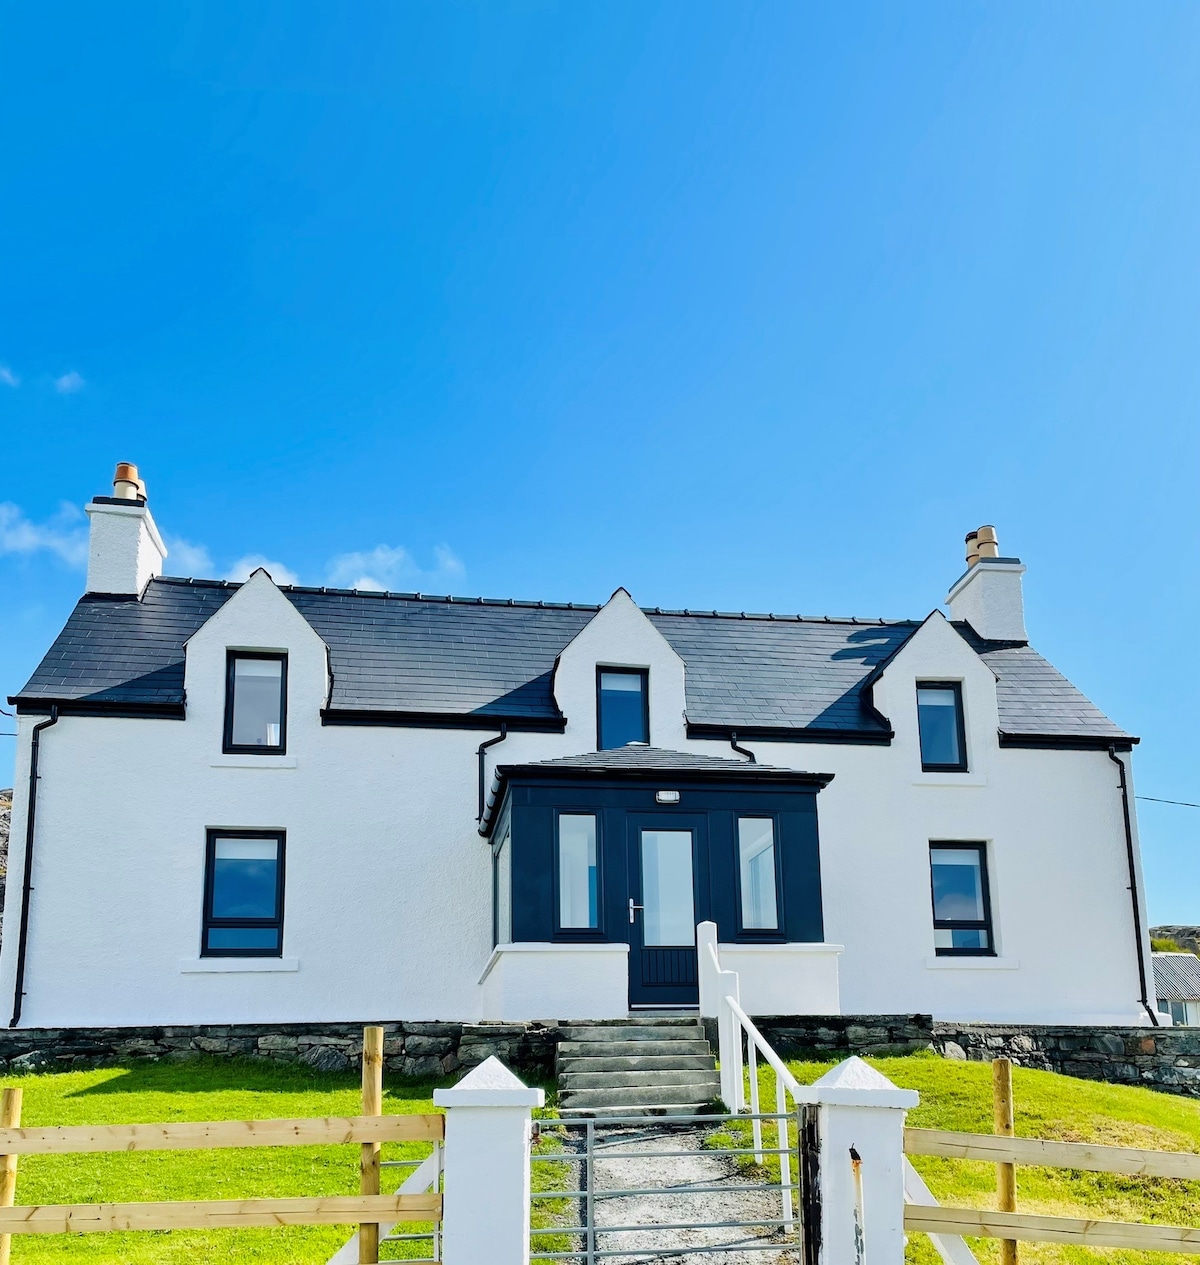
[627,814,705,1008]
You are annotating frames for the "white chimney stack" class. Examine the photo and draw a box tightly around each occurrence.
[84,462,167,595]
[945,524,1027,641]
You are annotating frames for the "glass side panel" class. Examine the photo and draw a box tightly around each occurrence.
[494,828,512,945]
[598,670,648,750]
[933,927,990,951]
[917,686,962,767]
[211,837,279,920]
[558,815,599,929]
[930,847,985,922]
[640,829,695,947]
[738,817,779,930]
[205,926,281,951]
[231,657,284,748]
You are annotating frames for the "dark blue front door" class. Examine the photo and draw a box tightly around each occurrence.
[627,813,706,1008]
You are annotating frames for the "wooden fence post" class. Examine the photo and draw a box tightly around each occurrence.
[359,1027,384,1265]
[0,1087,23,1265]
[993,1057,1018,1265]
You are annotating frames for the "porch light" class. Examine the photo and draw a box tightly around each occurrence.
[655,790,681,804]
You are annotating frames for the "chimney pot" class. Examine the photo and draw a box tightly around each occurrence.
[113,462,142,501]
[975,524,999,560]
[964,530,980,567]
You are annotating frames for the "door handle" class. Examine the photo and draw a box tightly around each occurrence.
[628,898,644,924]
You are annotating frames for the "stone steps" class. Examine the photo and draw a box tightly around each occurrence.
[554,1018,720,1118]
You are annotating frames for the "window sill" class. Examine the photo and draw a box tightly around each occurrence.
[925,956,1018,970]
[180,958,299,973]
[913,773,987,788]
[210,756,297,770]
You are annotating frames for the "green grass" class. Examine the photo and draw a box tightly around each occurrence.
[725,1050,1200,1265]
[0,1057,457,1263]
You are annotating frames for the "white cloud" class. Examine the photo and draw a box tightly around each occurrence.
[162,536,215,578]
[54,371,85,394]
[226,554,300,587]
[0,501,88,568]
[0,367,18,387]
[325,543,465,593]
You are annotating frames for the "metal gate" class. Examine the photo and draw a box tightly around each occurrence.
[530,1110,810,1263]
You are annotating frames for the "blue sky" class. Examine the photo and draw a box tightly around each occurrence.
[1,3,1197,919]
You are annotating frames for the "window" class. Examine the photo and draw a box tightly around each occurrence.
[916,682,967,771]
[1160,999,1187,1026]
[737,817,780,931]
[493,826,512,946]
[557,814,599,930]
[224,652,287,753]
[929,843,993,955]
[203,831,284,956]
[597,668,649,750]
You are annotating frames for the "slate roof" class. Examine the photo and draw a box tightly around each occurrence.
[508,746,804,775]
[11,576,1135,745]
[1153,953,1200,1003]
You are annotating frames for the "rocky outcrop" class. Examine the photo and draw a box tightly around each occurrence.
[1152,926,1200,955]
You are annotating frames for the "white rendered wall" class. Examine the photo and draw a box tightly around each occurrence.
[478,943,629,1020]
[0,587,1151,1027]
[716,943,842,1016]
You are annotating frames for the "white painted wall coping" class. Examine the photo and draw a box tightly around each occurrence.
[208,756,298,769]
[791,1056,920,1109]
[717,942,845,956]
[179,958,300,973]
[477,940,629,985]
[925,956,1019,970]
[434,1055,545,1108]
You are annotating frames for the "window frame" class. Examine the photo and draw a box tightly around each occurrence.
[733,813,785,940]
[223,650,289,755]
[928,840,994,957]
[492,822,512,949]
[552,810,604,940]
[202,829,286,958]
[596,666,650,751]
[916,680,968,773]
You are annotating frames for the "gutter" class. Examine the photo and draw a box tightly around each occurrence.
[1108,744,1159,1027]
[10,706,58,1028]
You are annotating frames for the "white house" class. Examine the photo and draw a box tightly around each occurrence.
[1154,953,1200,1026]
[0,465,1156,1029]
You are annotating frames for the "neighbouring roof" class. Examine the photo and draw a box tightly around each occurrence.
[1153,953,1200,1003]
[10,576,1135,746]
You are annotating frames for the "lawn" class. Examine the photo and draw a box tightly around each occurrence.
[0,1057,454,1264]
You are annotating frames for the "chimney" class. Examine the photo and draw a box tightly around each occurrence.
[945,524,1027,641]
[84,462,168,595]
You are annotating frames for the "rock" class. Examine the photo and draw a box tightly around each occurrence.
[11,1050,53,1072]
[402,1055,444,1078]
[405,1035,452,1057]
[941,1041,967,1061]
[301,1045,351,1074]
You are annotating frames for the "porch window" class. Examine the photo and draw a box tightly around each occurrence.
[916,682,967,771]
[558,814,599,929]
[737,817,779,930]
[929,842,993,955]
[202,831,284,956]
[224,652,287,753]
[493,825,512,945]
[597,668,649,750]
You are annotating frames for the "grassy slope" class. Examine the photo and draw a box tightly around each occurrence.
[3,1057,452,1264]
[782,1052,1200,1265]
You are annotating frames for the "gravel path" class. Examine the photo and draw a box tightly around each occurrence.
[560,1122,802,1265]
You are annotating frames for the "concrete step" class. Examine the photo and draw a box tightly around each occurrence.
[559,1081,721,1110]
[558,1053,717,1074]
[562,1025,704,1044]
[559,1102,719,1119]
[557,1039,712,1059]
[561,1069,721,1091]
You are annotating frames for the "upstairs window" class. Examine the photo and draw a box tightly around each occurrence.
[557,814,600,930]
[916,682,967,771]
[737,817,780,931]
[224,652,287,753]
[929,842,993,955]
[203,831,285,956]
[597,668,649,750]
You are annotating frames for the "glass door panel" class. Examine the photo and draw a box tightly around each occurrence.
[640,831,696,946]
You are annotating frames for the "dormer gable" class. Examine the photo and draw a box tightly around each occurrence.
[552,588,687,750]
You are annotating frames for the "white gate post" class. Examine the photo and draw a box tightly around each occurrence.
[804,1057,918,1265]
[697,921,742,1111]
[434,1055,545,1265]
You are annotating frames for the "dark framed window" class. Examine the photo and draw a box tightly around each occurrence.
[223,651,287,754]
[929,842,993,956]
[202,830,285,957]
[556,812,600,932]
[597,668,649,750]
[493,825,512,948]
[736,816,781,933]
[916,682,967,771]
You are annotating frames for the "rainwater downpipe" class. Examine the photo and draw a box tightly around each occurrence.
[10,706,58,1028]
[1108,743,1159,1027]
[729,731,756,763]
[477,724,508,824]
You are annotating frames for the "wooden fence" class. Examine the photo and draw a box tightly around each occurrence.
[0,1027,439,1265]
[903,1057,1200,1257]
